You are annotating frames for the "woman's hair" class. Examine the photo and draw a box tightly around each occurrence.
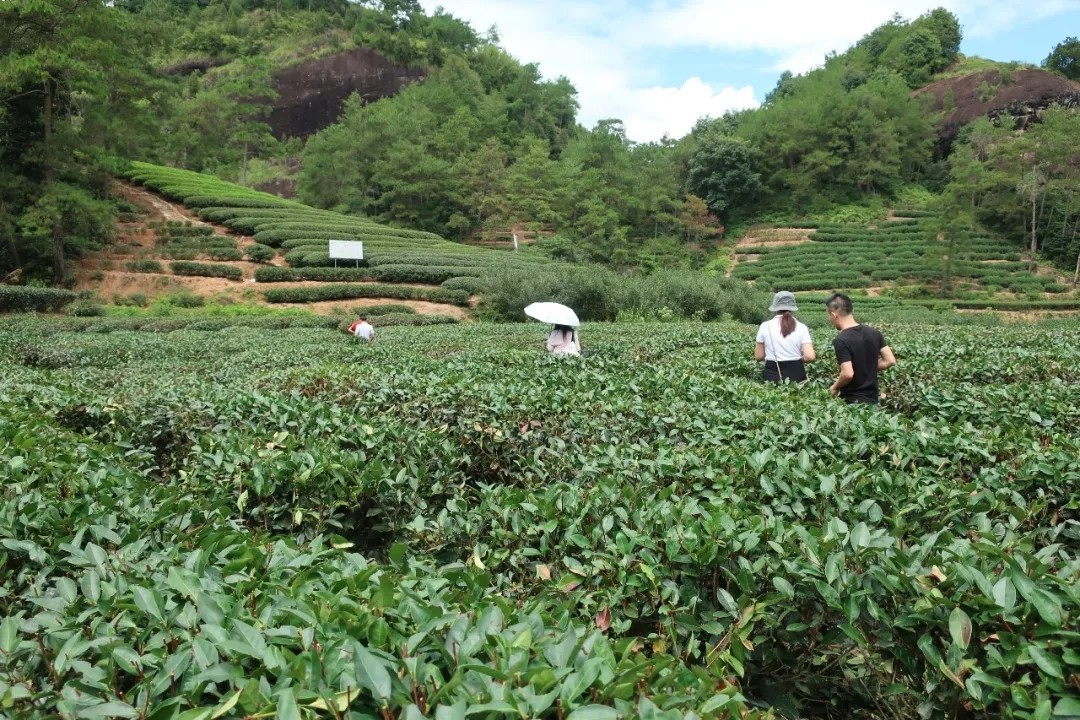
[778,310,795,337]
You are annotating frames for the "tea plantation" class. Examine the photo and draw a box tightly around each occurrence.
[124,162,553,304]
[1,318,1078,719]
[733,219,1079,303]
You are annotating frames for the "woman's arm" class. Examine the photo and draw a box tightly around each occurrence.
[754,341,765,361]
[801,342,816,363]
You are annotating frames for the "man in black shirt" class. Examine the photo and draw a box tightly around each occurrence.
[825,293,896,404]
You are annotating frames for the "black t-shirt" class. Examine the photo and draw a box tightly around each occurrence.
[832,325,887,403]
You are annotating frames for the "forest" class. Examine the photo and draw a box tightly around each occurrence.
[1,0,1079,284]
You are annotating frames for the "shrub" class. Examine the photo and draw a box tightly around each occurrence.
[0,286,77,313]
[441,276,489,294]
[263,284,470,306]
[166,291,206,308]
[207,247,244,261]
[67,300,105,317]
[245,243,275,263]
[170,262,243,281]
[113,293,150,307]
[125,260,165,273]
[352,304,417,316]
[481,266,769,324]
[159,225,213,238]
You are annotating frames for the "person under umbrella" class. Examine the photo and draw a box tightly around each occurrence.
[524,302,581,356]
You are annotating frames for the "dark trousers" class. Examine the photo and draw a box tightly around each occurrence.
[763,359,807,383]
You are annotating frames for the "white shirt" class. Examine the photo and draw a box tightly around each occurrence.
[547,328,580,356]
[756,316,811,362]
[354,321,374,341]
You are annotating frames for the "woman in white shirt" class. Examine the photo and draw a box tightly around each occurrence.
[754,291,815,383]
[546,324,580,356]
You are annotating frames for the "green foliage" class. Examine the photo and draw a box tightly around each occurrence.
[1,319,1079,718]
[732,214,1071,297]
[125,259,165,273]
[169,261,244,281]
[687,135,763,222]
[0,286,77,313]
[1043,36,1080,80]
[481,266,769,323]
[244,243,276,263]
[263,283,470,305]
[67,299,105,317]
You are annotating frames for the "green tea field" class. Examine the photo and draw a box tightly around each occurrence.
[1,318,1078,719]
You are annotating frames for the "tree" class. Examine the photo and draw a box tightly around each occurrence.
[1044,36,1080,80]
[679,195,724,244]
[686,135,762,222]
[0,0,152,282]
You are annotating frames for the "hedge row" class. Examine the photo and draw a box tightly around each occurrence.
[156,236,237,249]
[156,225,214,238]
[125,260,164,273]
[0,286,78,313]
[181,195,295,209]
[254,265,484,284]
[197,207,331,224]
[950,300,1080,311]
[353,303,416,315]
[263,284,470,306]
[441,276,489,294]
[169,261,243,281]
[251,221,443,242]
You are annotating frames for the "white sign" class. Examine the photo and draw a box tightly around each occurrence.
[328,240,364,260]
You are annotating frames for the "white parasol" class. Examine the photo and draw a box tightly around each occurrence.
[524,302,580,327]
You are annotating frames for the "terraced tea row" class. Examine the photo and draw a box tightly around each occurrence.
[125,162,557,302]
[734,220,1077,298]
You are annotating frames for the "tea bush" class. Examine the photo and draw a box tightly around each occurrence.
[169,261,243,281]
[0,286,77,313]
[1,319,1078,719]
[263,284,471,306]
[244,243,275,263]
[124,259,165,273]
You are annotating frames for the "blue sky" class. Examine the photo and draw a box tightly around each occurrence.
[420,0,1080,142]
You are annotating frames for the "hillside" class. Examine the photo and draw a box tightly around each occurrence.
[76,162,559,322]
[731,214,1079,307]
[916,65,1080,151]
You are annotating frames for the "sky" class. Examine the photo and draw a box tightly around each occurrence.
[418,0,1080,142]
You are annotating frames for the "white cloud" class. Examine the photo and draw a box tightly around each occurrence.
[422,0,1077,141]
[621,79,759,141]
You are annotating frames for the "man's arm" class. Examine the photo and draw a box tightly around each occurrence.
[878,346,895,371]
[754,341,765,361]
[829,361,854,396]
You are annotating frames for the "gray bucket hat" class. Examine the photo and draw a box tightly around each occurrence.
[769,291,798,313]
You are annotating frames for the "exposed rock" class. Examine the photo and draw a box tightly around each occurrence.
[162,57,229,76]
[269,47,425,139]
[916,68,1080,154]
[253,178,296,198]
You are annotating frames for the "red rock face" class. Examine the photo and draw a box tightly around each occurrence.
[269,47,425,139]
[916,68,1080,153]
